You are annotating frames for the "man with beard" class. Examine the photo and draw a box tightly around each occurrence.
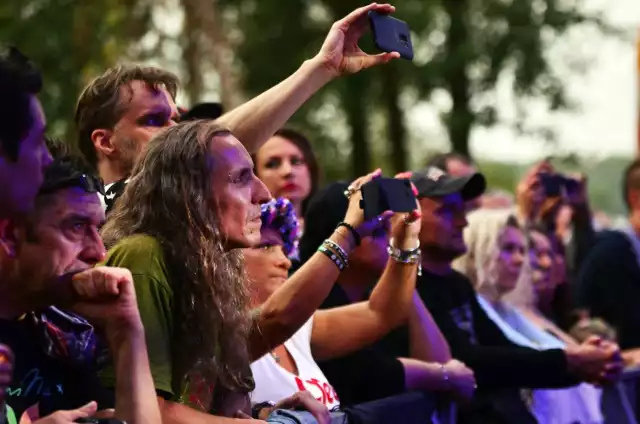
[377,166,623,424]
[74,3,400,213]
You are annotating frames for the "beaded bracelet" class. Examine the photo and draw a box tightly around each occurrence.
[318,245,347,271]
[337,222,361,246]
[323,239,349,265]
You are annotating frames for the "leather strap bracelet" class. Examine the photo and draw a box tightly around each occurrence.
[318,245,347,271]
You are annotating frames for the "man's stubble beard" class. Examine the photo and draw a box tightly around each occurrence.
[116,137,141,178]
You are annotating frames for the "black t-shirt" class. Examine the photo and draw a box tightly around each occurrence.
[405,269,576,389]
[0,316,109,422]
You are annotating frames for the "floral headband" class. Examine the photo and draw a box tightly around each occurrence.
[260,197,301,258]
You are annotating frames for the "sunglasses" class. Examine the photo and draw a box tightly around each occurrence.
[39,172,106,196]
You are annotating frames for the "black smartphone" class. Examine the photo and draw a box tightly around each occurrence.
[539,173,578,197]
[368,11,414,60]
[539,173,563,197]
[75,419,126,424]
[360,178,416,220]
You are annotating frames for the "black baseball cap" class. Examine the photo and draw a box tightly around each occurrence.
[180,102,224,121]
[410,166,486,201]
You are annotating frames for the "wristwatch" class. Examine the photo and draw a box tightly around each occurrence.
[252,401,276,419]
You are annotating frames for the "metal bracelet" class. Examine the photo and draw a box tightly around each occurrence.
[387,238,421,263]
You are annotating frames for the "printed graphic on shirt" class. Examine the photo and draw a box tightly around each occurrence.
[4,366,65,423]
[294,376,339,409]
[450,302,478,345]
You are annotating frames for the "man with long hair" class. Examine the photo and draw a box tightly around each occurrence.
[75,4,400,213]
[100,118,404,422]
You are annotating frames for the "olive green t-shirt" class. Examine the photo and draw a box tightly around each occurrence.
[99,234,175,398]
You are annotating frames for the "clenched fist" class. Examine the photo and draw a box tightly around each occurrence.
[70,267,142,342]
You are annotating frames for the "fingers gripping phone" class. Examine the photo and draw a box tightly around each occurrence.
[539,174,579,197]
[360,178,416,220]
[368,11,414,60]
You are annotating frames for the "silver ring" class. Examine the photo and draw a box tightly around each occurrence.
[344,185,358,199]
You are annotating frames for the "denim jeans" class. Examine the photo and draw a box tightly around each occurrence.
[266,409,348,424]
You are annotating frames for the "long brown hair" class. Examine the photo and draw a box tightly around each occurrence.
[101,120,253,397]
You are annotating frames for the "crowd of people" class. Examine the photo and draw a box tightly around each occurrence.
[1,3,639,423]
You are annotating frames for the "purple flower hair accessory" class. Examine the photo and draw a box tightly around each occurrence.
[260,197,301,258]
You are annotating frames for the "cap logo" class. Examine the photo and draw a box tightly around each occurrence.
[426,167,446,181]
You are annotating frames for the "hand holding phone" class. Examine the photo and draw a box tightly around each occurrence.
[539,173,580,198]
[360,177,417,220]
[368,11,414,60]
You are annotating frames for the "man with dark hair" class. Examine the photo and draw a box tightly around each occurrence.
[577,158,640,351]
[0,155,160,423]
[0,45,52,218]
[74,4,400,213]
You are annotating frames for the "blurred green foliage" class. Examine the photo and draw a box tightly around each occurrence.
[2,0,624,213]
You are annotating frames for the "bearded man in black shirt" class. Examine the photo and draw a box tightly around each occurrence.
[385,166,624,424]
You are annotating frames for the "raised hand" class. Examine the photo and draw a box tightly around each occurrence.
[342,169,394,239]
[515,161,554,222]
[391,172,421,250]
[316,3,400,77]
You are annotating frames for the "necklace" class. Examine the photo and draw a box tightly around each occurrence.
[269,351,281,363]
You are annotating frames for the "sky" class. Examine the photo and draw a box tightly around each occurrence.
[407,0,640,163]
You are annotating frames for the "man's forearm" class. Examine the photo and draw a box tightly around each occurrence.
[408,293,452,363]
[215,58,333,153]
[108,326,161,424]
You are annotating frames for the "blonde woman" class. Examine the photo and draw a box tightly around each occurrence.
[454,208,603,424]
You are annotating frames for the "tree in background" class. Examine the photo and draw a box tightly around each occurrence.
[2,0,624,213]
[0,0,159,145]
[218,0,612,178]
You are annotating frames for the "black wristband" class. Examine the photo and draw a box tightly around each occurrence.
[252,401,276,419]
[337,222,361,246]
